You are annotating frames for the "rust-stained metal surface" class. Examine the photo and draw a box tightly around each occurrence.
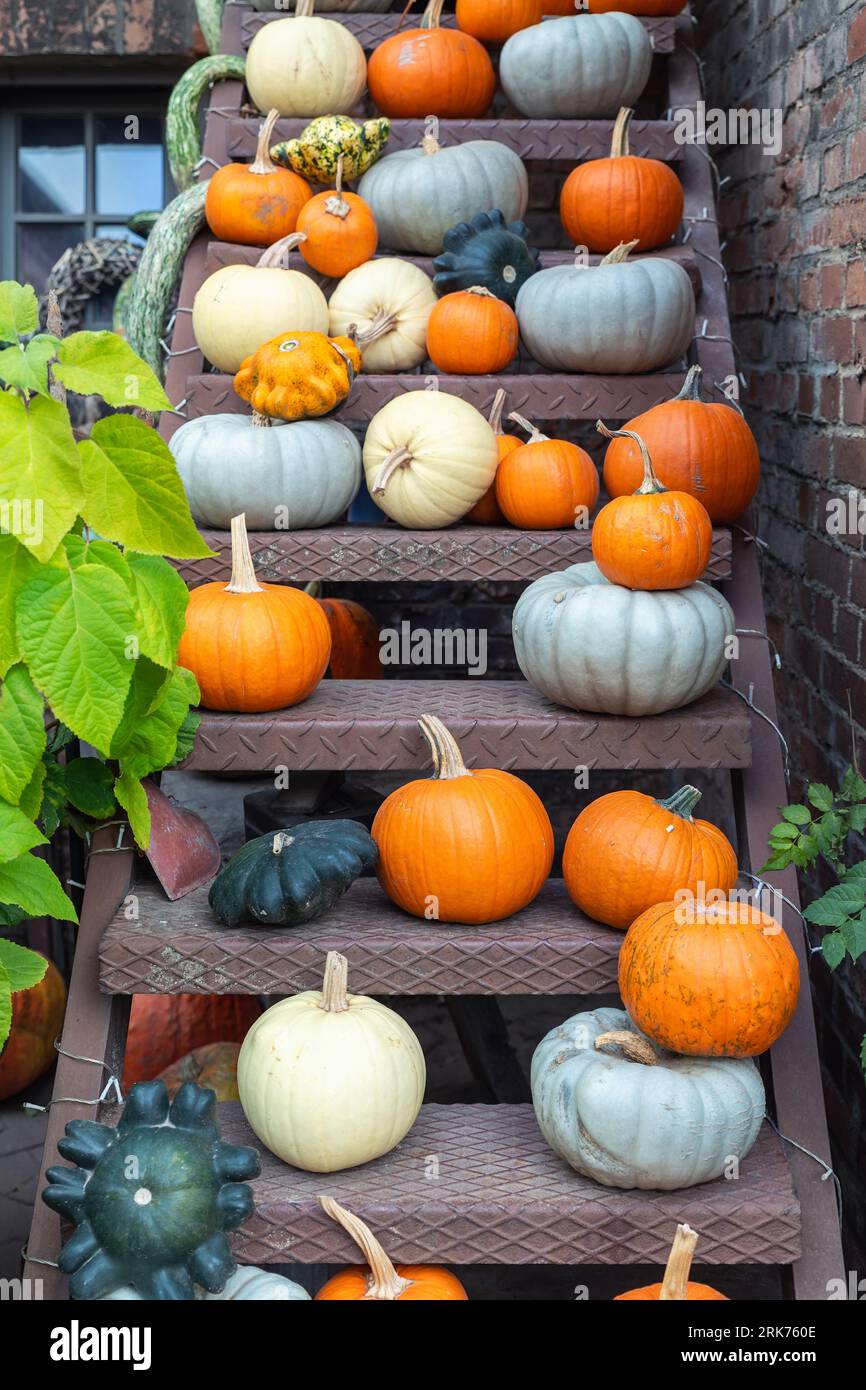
[99,879,623,997]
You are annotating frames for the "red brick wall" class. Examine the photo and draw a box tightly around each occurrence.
[696,0,866,1266]
[1,0,197,57]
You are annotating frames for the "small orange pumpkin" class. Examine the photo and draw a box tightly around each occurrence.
[619,897,801,1058]
[315,1197,468,1301]
[615,1224,727,1301]
[456,0,542,43]
[465,389,518,524]
[0,958,66,1102]
[368,0,496,119]
[426,286,519,375]
[234,330,361,423]
[495,412,599,529]
[306,582,383,679]
[205,109,312,249]
[296,155,378,279]
[592,423,712,590]
[156,1042,242,1102]
[178,514,331,712]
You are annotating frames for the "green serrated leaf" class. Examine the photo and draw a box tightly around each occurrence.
[0,938,48,992]
[843,910,866,962]
[172,708,200,765]
[112,663,196,779]
[40,758,67,838]
[0,799,47,862]
[19,758,45,822]
[0,282,38,341]
[65,533,131,586]
[781,804,812,825]
[843,860,866,882]
[807,782,834,813]
[53,331,171,411]
[760,850,795,873]
[822,931,847,970]
[803,882,866,926]
[64,757,117,820]
[769,822,800,843]
[0,851,76,922]
[0,533,40,678]
[0,335,59,398]
[126,553,189,669]
[0,903,26,927]
[0,663,46,803]
[114,770,150,849]
[849,804,866,834]
[110,658,172,759]
[78,415,214,559]
[0,962,10,1051]
[46,722,75,755]
[0,391,84,562]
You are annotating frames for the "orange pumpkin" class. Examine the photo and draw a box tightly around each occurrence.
[0,958,66,1101]
[426,286,519,374]
[122,995,261,1089]
[615,1224,727,1301]
[602,365,760,523]
[456,0,542,43]
[372,714,554,924]
[561,107,684,254]
[592,423,712,589]
[315,1197,468,1301]
[296,155,378,279]
[465,389,518,523]
[368,0,496,119]
[619,898,801,1058]
[562,784,738,931]
[495,412,599,529]
[178,513,331,712]
[205,108,312,249]
[155,1042,242,1102]
[234,330,361,423]
[306,582,384,679]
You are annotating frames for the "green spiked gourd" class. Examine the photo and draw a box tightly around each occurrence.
[433,210,540,307]
[42,1082,260,1300]
[271,115,391,185]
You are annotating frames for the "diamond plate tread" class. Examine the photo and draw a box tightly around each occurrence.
[98,878,623,997]
[213,1104,800,1266]
[182,682,751,772]
[173,525,732,587]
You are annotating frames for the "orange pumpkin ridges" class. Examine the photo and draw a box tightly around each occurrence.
[465,389,516,524]
[305,581,384,680]
[205,108,312,249]
[233,326,361,423]
[367,0,496,119]
[602,364,760,523]
[315,1196,468,1301]
[615,1223,728,1301]
[0,958,66,1102]
[426,286,519,375]
[562,784,738,931]
[178,513,332,712]
[618,897,801,1058]
[494,410,599,530]
[296,155,378,280]
[560,106,684,254]
[372,714,554,924]
[122,996,261,1089]
[155,1042,242,1102]
[592,422,713,590]
[455,0,542,44]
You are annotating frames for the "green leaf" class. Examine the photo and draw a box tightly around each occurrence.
[849,804,866,834]
[65,534,131,586]
[40,759,67,838]
[78,415,213,559]
[0,534,39,677]
[803,882,866,926]
[860,1034,866,1078]
[0,938,48,992]
[64,757,117,820]
[110,657,172,758]
[841,767,866,802]
[46,722,75,755]
[0,800,46,861]
[0,962,10,1051]
[0,335,59,398]
[16,539,136,750]
[19,759,45,822]
[0,663,46,803]
[807,783,834,813]
[843,861,866,882]
[0,903,26,927]
[114,770,150,849]
[126,553,189,668]
[781,804,811,825]
[760,851,794,873]
[769,822,800,843]
[0,852,76,922]
[173,708,200,765]
[112,663,197,779]
[0,391,85,562]
[53,331,171,411]
[822,931,847,970]
[843,911,866,962]
[0,282,38,341]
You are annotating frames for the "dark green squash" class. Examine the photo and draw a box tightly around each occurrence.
[209,819,377,928]
[42,1081,260,1300]
[433,210,541,307]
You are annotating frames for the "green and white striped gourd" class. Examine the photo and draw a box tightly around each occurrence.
[125,182,207,380]
[166,54,246,192]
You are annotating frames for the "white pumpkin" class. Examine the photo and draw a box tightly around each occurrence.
[328,258,437,373]
[358,136,529,256]
[512,561,734,716]
[532,1007,765,1190]
[516,243,695,374]
[363,390,498,528]
[237,951,426,1173]
[500,13,652,119]
[245,6,367,119]
[101,1267,311,1301]
[169,414,361,530]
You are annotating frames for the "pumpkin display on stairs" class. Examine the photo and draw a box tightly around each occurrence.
[456,0,542,45]
[464,389,518,524]
[245,0,367,118]
[271,114,391,185]
[295,156,378,278]
[306,582,384,679]
[499,11,653,118]
[432,209,540,308]
[233,328,361,422]
[205,108,312,248]
[316,1197,468,1301]
[328,256,438,372]
[615,1224,727,1301]
[495,412,599,529]
[426,286,519,375]
[368,0,496,120]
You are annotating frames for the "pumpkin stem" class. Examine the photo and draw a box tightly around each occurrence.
[371,445,413,495]
[421,134,441,156]
[304,580,322,599]
[250,109,281,175]
[659,1224,699,1301]
[677,363,705,402]
[594,1030,658,1066]
[325,155,351,220]
[272,831,294,853]
[600,239,640,266]
[318,1197,414,1300]
[319,951,350,1014]
[226,514,264,594]
[595,422,664,495]
[488,388,507,435]
[295,0,314,17]
[354,308,399,348]
[508,410,548,444]
[610,107,633,159]
[418,714,471,780]
[256,231,307,269]
[658,785,702,820]
[421,0,444,29]
[250,409,272,429]
[466,285,496,298]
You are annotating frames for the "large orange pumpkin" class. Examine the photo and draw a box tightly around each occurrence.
[0,958,66,1101]
[465,389,518,524]
[619,898,801,1058]
[372,714,553,924]
[122,996,261,1089]
[495,412,599,529]
[306,582,384,679]
[316,1197,468,1301]
[155,1042,241,1102]
[426,286,519,374]
[178,513,331,712]
[562,784,738,931]
[615,1224,727,1301]
[561,107,684,254]
[296,156,378,279]
[456,0,542,43]
[592,424,712,589]
[602,365,760,523]
[368,0,496,119]
[205,108,312,249]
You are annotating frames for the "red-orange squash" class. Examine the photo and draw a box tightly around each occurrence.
[205,108,312,248]
[619,898,801,1058]
[455,0,542,43]
[315,1196,468,1301]
[306,582,384,679]
[296,156,378,279]
[495,412,599,529]
[465,389,518,524]
[0,958,66,1101]
[563,784,738,931]
[368,0,495,119]
[615,1224,727,1301]
[155,1042,242,1102]
[426,286,519,374]
[122,996,261,1089]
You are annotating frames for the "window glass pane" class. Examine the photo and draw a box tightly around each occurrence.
[18,117,85,214]
[96,222,145,246]
[18,224,85,294]
[95,116,163,215]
